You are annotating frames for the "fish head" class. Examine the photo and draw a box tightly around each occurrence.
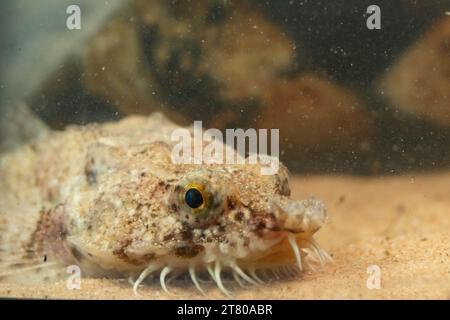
[63,141,328,277]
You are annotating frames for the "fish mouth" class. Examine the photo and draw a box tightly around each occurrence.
[258,227,304,239]
[282,227,304,233]
[246,196,328,270]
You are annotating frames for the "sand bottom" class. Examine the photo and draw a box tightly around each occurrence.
[1,172,449,299]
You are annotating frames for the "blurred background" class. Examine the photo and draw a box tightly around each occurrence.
[1,0,450,175]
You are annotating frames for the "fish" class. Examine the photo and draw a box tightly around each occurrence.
[0,112,330,297]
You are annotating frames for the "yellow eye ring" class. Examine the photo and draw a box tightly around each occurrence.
[183,182,209,212]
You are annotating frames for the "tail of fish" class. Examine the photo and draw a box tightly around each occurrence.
[0,106,65,284]
[0,201,66,284]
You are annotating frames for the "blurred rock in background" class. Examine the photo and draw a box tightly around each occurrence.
[81,0,379,172]
[2,0,450,174]
[378,18,450,127]
[84,0,298,128]
[256,74,374,171]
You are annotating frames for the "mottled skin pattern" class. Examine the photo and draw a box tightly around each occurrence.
[0,113,328,293]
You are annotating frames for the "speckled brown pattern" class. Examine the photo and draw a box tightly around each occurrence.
[0,113,328,295]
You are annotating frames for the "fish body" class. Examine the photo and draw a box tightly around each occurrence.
[0,113,329,294]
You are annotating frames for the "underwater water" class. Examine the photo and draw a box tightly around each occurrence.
[0,0,449,300]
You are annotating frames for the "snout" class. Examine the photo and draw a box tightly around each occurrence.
[271,197,327,238]
[248,197,327,240]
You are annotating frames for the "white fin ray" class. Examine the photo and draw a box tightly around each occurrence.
[288,234,303,271]
[160,266,172,295]
[214,261,232,298]
[189,266,206,295]
[133,264,159,295]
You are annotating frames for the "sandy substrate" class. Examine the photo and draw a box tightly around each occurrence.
[1,172,449,299]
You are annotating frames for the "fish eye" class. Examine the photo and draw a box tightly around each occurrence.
[181,182,209,212]
[185,188,204,209]
[174,176,225,222]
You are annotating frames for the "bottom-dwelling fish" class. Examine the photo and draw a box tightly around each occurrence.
[0,112,330,297]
